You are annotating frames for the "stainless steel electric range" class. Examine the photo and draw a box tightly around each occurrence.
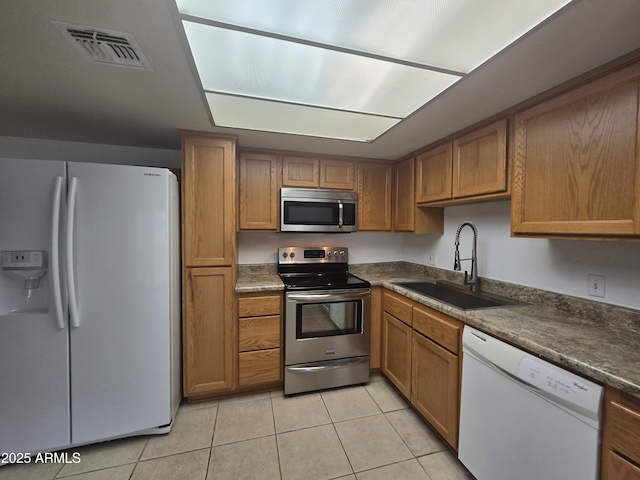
[278,247,371,396]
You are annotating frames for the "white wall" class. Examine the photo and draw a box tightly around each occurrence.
[403,200,640,310]
[238,232,402,265]
[0,136,180,168]
[6,136,637,309]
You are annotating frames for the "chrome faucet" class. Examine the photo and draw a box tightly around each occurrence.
[454,221,478,292]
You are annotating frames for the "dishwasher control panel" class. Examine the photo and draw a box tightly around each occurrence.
[517,356,595,410]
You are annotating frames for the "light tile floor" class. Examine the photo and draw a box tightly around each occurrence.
[0,375,475,480]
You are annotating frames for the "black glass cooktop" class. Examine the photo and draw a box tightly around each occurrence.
[279,272,370,291]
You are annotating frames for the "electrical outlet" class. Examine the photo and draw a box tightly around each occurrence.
[427,253,436,266]
[587,274,605,298]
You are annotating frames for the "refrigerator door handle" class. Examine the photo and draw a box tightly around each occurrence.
[67,177,80,328]
[51,176,65,329]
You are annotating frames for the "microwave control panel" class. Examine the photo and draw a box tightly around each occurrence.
[343,203,356,226]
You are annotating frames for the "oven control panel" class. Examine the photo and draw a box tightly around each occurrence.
[279,247,348,264]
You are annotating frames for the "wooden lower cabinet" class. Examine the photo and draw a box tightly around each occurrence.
[237,292,283,388]
[381,312,412,398]
[369,287,382,370]
[183,267,236,397]
[381,289,462,450]
[411,331,459,448]
[602,386,640,479]
[239,349,281,386]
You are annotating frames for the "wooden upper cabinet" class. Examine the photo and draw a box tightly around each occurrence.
[393,158,415,231]
[416,143,453,203]
[239,152,279,231]
[320,159,355,190]
[282,155,355,190]
[453,119,508,199]
[182,133,236,267]
[358,161,392,231]
[511,62,640,238]
[394,158,445,234]
[282,156,319,187]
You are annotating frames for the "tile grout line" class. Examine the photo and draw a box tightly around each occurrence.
[270,394,284,480]
[320,390,356,478]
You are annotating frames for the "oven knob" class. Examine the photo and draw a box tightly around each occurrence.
[333,251,338,257]
[339,250,345,256]
[290,252,295,259]
[282,252,288,259]
[327,251,332,257]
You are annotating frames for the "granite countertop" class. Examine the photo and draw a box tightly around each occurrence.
[350,262,640,400]
[236,264,283,293]
[236,262,640,399]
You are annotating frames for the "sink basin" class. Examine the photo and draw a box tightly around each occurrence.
[393,281,525,311]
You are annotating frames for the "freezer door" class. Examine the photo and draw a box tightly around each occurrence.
[67,162,174,444]
[0,158,71,453]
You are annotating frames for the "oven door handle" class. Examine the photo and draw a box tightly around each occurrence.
[286,357,369,372]
[287,291,369,302]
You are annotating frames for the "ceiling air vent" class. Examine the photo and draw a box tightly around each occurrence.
[52,21,153,71]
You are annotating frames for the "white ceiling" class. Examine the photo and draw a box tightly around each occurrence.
[1,0,639,160]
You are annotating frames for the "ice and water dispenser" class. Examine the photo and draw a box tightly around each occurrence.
[0,250,50,315]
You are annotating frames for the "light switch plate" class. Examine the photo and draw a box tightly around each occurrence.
[587,274,605,298]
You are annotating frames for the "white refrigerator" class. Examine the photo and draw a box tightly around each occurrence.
[0,158,181,454]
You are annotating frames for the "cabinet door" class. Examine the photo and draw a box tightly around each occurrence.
[416,143,453,203]
[358,161,392,231]
[239,152,279,231]
[369,287,382,370]
[282,156,319,187]
[182,134,236,266]
[602,386,640,479]
[411,331,459,449]
[183,267,236,396]
[393,158,415,231]
[453,119,507,199]
[512,64,640,237]
[381,313,412,398]
[319,159,355,190]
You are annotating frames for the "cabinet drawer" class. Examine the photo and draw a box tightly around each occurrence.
[239,315,281,352]
[412,306,460,354]
[605,451,640,480]
[239,348,281,386]
[238,295,281,317]
[609,396,640,461]
[383,292,413,326]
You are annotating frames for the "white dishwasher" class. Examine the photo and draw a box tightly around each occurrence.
[459,326,603,480]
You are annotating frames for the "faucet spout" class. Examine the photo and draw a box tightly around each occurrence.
[453,221,479,292]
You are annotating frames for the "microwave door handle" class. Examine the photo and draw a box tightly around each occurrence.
[338,202,344,228]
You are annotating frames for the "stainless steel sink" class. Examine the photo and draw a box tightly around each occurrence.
[393,281,526,311]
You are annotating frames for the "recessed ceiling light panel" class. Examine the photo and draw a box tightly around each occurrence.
[183,21,460,118]
[174,0,574,141]
[177,0,573,73]
[206,93,399,142]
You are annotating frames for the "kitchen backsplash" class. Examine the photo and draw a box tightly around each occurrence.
[239,200,640,311]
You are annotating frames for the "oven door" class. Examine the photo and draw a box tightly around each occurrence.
[285,288,370,366]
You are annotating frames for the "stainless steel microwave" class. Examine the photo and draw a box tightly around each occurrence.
[280,188,357,233]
